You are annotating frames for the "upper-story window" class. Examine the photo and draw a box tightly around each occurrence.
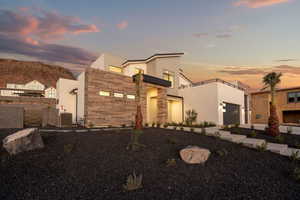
[163,70,174,88]
[287,91,300,103]
[109,66,123,73]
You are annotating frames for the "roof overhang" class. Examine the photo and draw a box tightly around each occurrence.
[132,74,171,88]
[123,53,184,66]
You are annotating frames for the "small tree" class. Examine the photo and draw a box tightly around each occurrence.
[127,70,144,151]
[185,109,198,126]
[262,72,282,137]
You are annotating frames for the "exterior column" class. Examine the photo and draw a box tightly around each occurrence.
[157,88,168,124]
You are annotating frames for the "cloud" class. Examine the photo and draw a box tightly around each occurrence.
[0,8,99,41]
[218,65,300,75]
[0,33,96,66]
[0,8,98,70]
[275,59,298,62]
[233,0,290,8]
[116,20,128,30]
[193,33,209,38]
[216,34,232,38]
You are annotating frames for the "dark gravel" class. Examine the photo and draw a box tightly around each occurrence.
[1,128,300,200]
[227,127,300,148]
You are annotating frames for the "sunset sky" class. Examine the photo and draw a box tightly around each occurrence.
[1,0,300,89]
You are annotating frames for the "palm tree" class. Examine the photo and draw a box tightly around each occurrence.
[262,72,282,136]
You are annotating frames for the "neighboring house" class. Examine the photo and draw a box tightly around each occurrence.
[57,52,251,126]
[251,87,300,124]
[1,80,56,98]
[44,87,57,99]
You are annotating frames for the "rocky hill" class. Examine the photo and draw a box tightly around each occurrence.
[0,59,75,88]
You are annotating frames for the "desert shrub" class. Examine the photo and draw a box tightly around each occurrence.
[166,158,177,167]
[275,135,285,143]
[234,123,240,128]
[293,167,300,182]
[122,124,126,128]
[290,151,300,162]
[123,171,143,191]
[180,127,184,131]
[208,122,216,127]
[190,127,195,132]
[223,125,229,130]
[163,124,168,128]
[249,130,257,138]
[152,122,156,127]
[173,126,177,130]
[64,144,74,153]
[185,109,198,126]
[256,142,267,152]
[156,123,161,128]
[203,121,209,127]
[216,149,228,157]
[88,122,94,128]
[145,123,149,127]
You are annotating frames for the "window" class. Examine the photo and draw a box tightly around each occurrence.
[134,68,144,75]
[163,70,174,88]
[256,114,261,119]
[288,92,300,103]
[99,91,110,96]
[114,93,124,98]
[127,95,135,100]
[109,66,123,73]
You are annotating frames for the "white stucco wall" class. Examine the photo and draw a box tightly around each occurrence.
[179,81,247,125]
[179,82,219,124]
[56,78,79,123]
[77,72,85,124]
[123,63,147,77]
[90,53,125,71]
[216,82,245,125]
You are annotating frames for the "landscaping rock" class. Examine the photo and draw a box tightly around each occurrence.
[266,143,288,154]
[3,128,44,155]
[180,145,210,164]
[241,138,266,149]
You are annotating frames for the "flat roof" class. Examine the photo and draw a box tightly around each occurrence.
[122,53,184,65]
[251,86,300,95]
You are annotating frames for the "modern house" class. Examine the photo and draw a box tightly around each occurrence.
[57,52,251,127]
[251,87,300,124]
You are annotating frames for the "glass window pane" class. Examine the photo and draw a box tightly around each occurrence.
[99,91,110,96]
[109,66,122,73]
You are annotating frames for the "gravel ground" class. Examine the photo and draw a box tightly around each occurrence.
[227,127,300,148]
[1,128,300,200]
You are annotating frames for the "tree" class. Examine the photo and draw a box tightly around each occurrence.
[185,109,198,126]
[127,70,144,151]
[262,72,282,137]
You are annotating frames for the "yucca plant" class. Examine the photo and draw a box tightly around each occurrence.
[185,109,198,126]
[123,171,143,191]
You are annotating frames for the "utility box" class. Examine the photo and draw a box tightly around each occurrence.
[59,113,72,127]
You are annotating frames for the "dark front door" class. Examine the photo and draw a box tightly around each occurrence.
[223,102,240,125]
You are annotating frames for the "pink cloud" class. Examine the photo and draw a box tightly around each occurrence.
[234,0,290,8]
[116,20,128,30]
[0,8,99,41]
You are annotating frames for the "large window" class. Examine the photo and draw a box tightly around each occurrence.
[108,66,123,73]
[287,91,300,103]
[163,70,174,88]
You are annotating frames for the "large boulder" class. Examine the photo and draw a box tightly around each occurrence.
[180,145,210,164]
[3,128,44,155]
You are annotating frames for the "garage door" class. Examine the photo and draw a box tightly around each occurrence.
[223,102,240,125]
